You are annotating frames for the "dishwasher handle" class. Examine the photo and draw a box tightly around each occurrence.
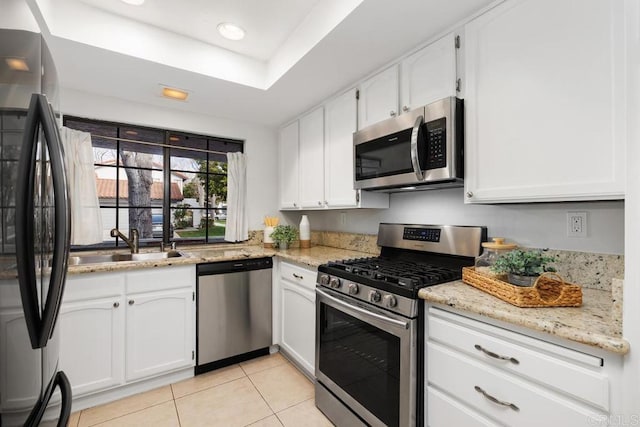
[197,257,273,275]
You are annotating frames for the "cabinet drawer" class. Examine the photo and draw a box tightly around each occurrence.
[65,273,125,301]
[126,265,195,294]
[428,343,606,427]
[280,262,316,292]
[427,386,499,427]
[427,308,608,410]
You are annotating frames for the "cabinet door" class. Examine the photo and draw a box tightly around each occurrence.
[400,33,458,112]
[358,65,399,129]
[298,107,325,208]
[324,88,358,208]
[59,296,125,396]
[280,281,315,376]
[126,288,194,382]
[464,0,626,203]
[279,121,300,209]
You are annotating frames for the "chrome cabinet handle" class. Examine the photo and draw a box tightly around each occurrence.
[318,201,322,206]
[128,300,135,305]
[474,344,519,365]
[466,191,474,198]
[474,386,519,411]
[389,110,397,117]
[402,105,410,112]
[113,302,120,308]
[292,273,304,279]
[293,202,297,207]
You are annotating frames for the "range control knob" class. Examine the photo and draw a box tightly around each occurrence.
[383,295,397,308]
[319,274,330,286]
[329,277,342,289]
[369,290,381,303]
[348,283,359,295]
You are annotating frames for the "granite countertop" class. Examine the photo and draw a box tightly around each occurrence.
[419,281,629,354]
[66,244,372,275]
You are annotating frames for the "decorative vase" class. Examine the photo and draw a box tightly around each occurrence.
[279,241,289,250]
[263,226,274,248]
[508,273,538,287]
[299,215,310,249]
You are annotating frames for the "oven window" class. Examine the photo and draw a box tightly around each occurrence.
[318,303,400,427]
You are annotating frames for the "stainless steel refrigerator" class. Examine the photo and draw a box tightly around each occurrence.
[0,4,72,427]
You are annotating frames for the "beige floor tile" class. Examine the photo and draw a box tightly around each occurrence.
[246,414,284,427]
[240,352,287,375]
[176,377,273,427]
[276,399,333,427]
[78,386,173,427]
[248,363,314,413]
[67,411,81,427]
[92,401,179,427]
[172,364,246,399]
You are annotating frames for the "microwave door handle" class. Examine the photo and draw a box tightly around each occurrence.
[410,115,425,181]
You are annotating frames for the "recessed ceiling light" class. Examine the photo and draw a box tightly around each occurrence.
[169,136,180,142]
[120,0,145,5]
[125,130,138,136]
[217,22,246,41]
[5,57,29,71]
[162,86,189,101]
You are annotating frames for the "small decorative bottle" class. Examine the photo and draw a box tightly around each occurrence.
[475,237,517,277]
[299,215,311,249]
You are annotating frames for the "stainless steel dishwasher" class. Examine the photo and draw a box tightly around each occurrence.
[196,257,273,375]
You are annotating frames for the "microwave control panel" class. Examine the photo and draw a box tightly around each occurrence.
[425,118,447,170]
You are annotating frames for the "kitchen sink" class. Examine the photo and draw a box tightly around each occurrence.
[69,251,182,265]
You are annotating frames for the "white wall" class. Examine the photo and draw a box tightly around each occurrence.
[60,88,279,233]
[285,188,624,254]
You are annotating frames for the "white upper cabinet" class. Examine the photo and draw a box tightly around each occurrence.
[400,33,459,112]
[464,0,626,203]
[324,89,358,207]
[279,121,300,209]
[358,65,400,129]
[298,107,325,209]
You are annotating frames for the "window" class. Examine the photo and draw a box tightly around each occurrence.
[63,116,243,248]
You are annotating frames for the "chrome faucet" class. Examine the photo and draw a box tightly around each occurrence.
[110,228,139,254]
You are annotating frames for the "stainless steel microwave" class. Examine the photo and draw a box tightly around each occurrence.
[354,97,464,192]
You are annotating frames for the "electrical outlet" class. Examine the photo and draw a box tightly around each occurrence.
[567,212,587,237]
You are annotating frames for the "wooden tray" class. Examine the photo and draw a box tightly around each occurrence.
[462,267,582,308]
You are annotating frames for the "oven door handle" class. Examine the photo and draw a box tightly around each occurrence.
[410,114,425,181]
[316,288,410,330]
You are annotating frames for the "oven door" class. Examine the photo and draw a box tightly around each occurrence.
[315,288,417,427]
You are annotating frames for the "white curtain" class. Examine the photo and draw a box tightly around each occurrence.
[60,127,104,245]
[224,152,248,242]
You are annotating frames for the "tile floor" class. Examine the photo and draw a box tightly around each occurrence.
[67,353,334,427]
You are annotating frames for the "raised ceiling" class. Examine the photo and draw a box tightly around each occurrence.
[27,0,495,127]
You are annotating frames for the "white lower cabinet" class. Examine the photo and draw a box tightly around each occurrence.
[277,261,316,376]
[125,288,194,382]
[425,306,621,427]
[60,266,195,402]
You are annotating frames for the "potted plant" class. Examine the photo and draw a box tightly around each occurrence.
[270,225,298,250]
[491,249,557,287]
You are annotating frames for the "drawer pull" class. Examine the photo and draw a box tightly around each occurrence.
[292,273,304,279]
[474,344,519,365]
[474,386,519,412]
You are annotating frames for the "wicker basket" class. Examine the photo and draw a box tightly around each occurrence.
[462,267,582,308]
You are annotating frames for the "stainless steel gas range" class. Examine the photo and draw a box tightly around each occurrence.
[315,223,486,427]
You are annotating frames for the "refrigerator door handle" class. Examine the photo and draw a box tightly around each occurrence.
[15,94,44,349]
[24,371,72,427]
[15,94,71,349]
[39,96,71,345]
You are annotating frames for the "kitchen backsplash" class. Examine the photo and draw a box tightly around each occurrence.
[248,229,623,291]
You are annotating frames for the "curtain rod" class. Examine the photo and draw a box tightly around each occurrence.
[90,134,235,156]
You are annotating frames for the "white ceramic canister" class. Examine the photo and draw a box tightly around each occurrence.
[263,226,274,248]
[299,215,310,248]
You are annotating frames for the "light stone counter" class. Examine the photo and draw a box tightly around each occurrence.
[67,244,372,275]
[419,281,629,354]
